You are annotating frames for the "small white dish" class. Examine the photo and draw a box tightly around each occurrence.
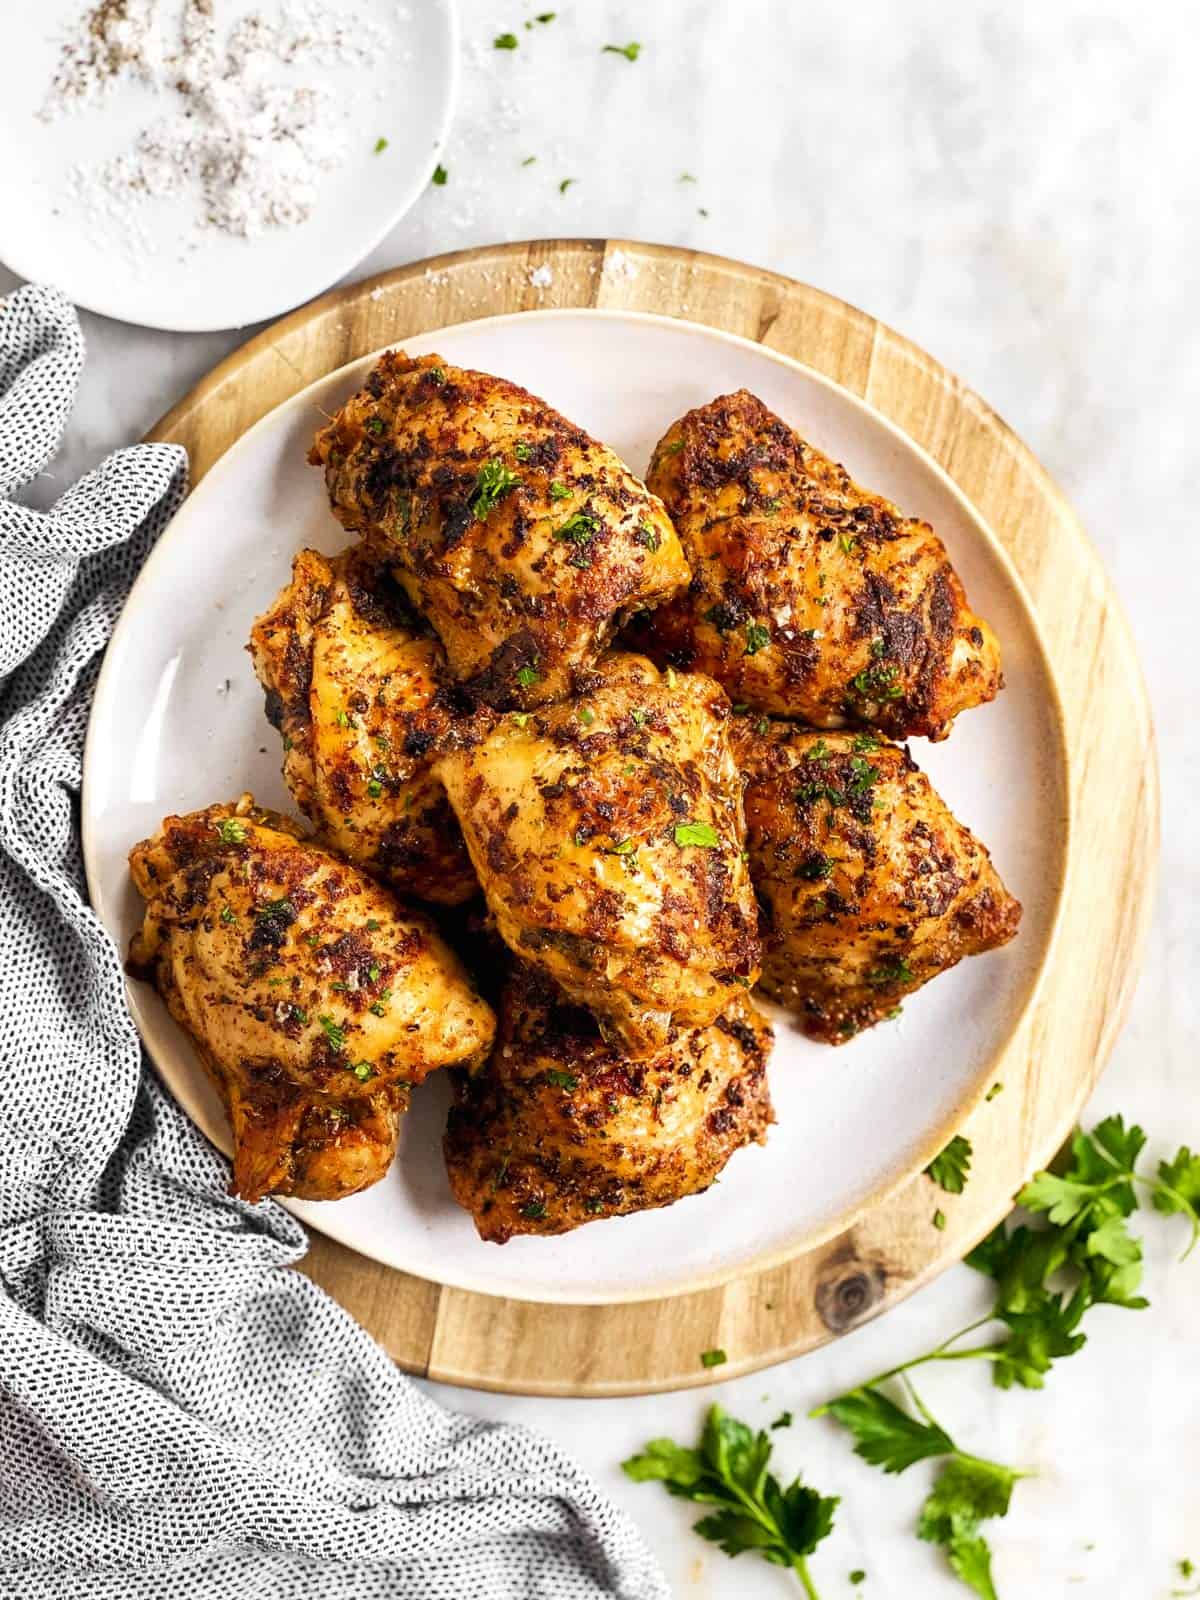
[82,309,1068,1304]
[0,0,458,331]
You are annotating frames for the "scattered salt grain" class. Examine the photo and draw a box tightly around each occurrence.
[528,264,554,289]
[43,0,394,249]
[604,248,639,281]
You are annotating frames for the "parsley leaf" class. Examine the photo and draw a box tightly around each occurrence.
[431,163,448,186]
[674,821,721,849]
[603,41,641,60]
[214,817,247,844]
[469,459,521,520]
[819,1389,953,1474]
[494,31,519,48]
[925,1135,973,1194]
[623,1406,838,1592]
[744,621,771,656]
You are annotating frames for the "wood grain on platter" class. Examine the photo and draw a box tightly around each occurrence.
[146,240,1158,1395]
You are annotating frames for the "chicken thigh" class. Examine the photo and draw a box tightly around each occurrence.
[631,390,1002,740]
[435,652,761,1058]
[248,546,477,905]
[444,963,774,1242]
[309,351,690,708]
[733,722,1021,1041]
[128,796,495,1201]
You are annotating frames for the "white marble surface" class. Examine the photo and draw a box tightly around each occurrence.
[5,1,1198,1594]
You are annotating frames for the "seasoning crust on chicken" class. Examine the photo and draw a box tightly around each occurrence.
[248,547,478,906]
[127,796,495,1202]
[733,722,1021,1041]
[435,652,761,1059]
[632,390,1002,740]
[444,964,774,1242]
[309,350,691,708]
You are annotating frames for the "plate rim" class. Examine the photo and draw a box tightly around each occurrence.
[0,0,461,333]
[82,303,1072,1305]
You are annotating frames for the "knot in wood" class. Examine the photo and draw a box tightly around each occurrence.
[814,1258,885,1332]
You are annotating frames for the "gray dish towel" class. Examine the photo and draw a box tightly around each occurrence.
[0,284,669,1600]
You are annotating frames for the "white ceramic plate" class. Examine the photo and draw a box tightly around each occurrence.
[0,0,457,331]
[83,309,1068,1304]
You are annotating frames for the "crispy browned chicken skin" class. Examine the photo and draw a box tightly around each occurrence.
[444,964,774,1242]
[732,722,1021,1041]
[128,796,495,1202]
[630,390,1002,740]
[248,547,478,905]
[435,653,761,1059]
[309,351,690,708]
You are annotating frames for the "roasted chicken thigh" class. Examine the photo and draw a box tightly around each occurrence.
[309,351,690,708]
[435,652,761,1058]
[632,390,1002,740]
[128,796,495,1201]
[248,546,477,905]
[444,964,774,1242]
[733,722,1021,1041]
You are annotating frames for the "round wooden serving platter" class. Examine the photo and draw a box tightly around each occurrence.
[145,240,1158,1396]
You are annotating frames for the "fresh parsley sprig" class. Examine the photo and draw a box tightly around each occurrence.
[623,1406,838,1598]
[812,1114,1200,1596]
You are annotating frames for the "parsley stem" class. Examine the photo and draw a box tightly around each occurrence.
[789,1551,821,1599]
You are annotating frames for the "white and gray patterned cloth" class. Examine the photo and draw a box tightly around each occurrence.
[0,284,668,1600]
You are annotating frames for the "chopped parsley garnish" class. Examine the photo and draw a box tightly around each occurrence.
[334,709,354,729]
[679,171,697,183]
[674,821,721,849]
[577,705,595,726]
[290,1006,308,1023]
[634,521,660,552]
[744,622,771,656]
[549,480,572,499]
[366,779,383,798]
[610,838,636,855]
[770,1411,794,1430]
[755,717,770,735]
[924,1134,972,1194]
[219,904,236,924]
[373,136,388,154]
[364,416,385,435]
[630,707,648,726]
[535,10,556,21]
[521,1200,547,1219]
[663,438,685,456]
[516,664,540,688]
[511,711,533,727]
[521,154,537,166]
[256,897,294,921]
[469,459,521,520]
[365,918,380,931]
[493,31,519,49]
[559,177,578,194]
[806,739,829,762]
[852,732,880,753]
[431,163,448,186]
[933,1209,947,1231]
[544,1069,578,1090]
[318,1015,346,1053]
[699,1347,727,1368]
[850,662,903,702]
[603,41,641,60]
[985,1082,1004,1102]
[554,511,599,550]
[352,1061,374,1081]
[867,957,914,988]
[429,366,447,385]
[514,441,532,461]
[838,532,857,555]
[215,818,247,844]
[797,853,832,882]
